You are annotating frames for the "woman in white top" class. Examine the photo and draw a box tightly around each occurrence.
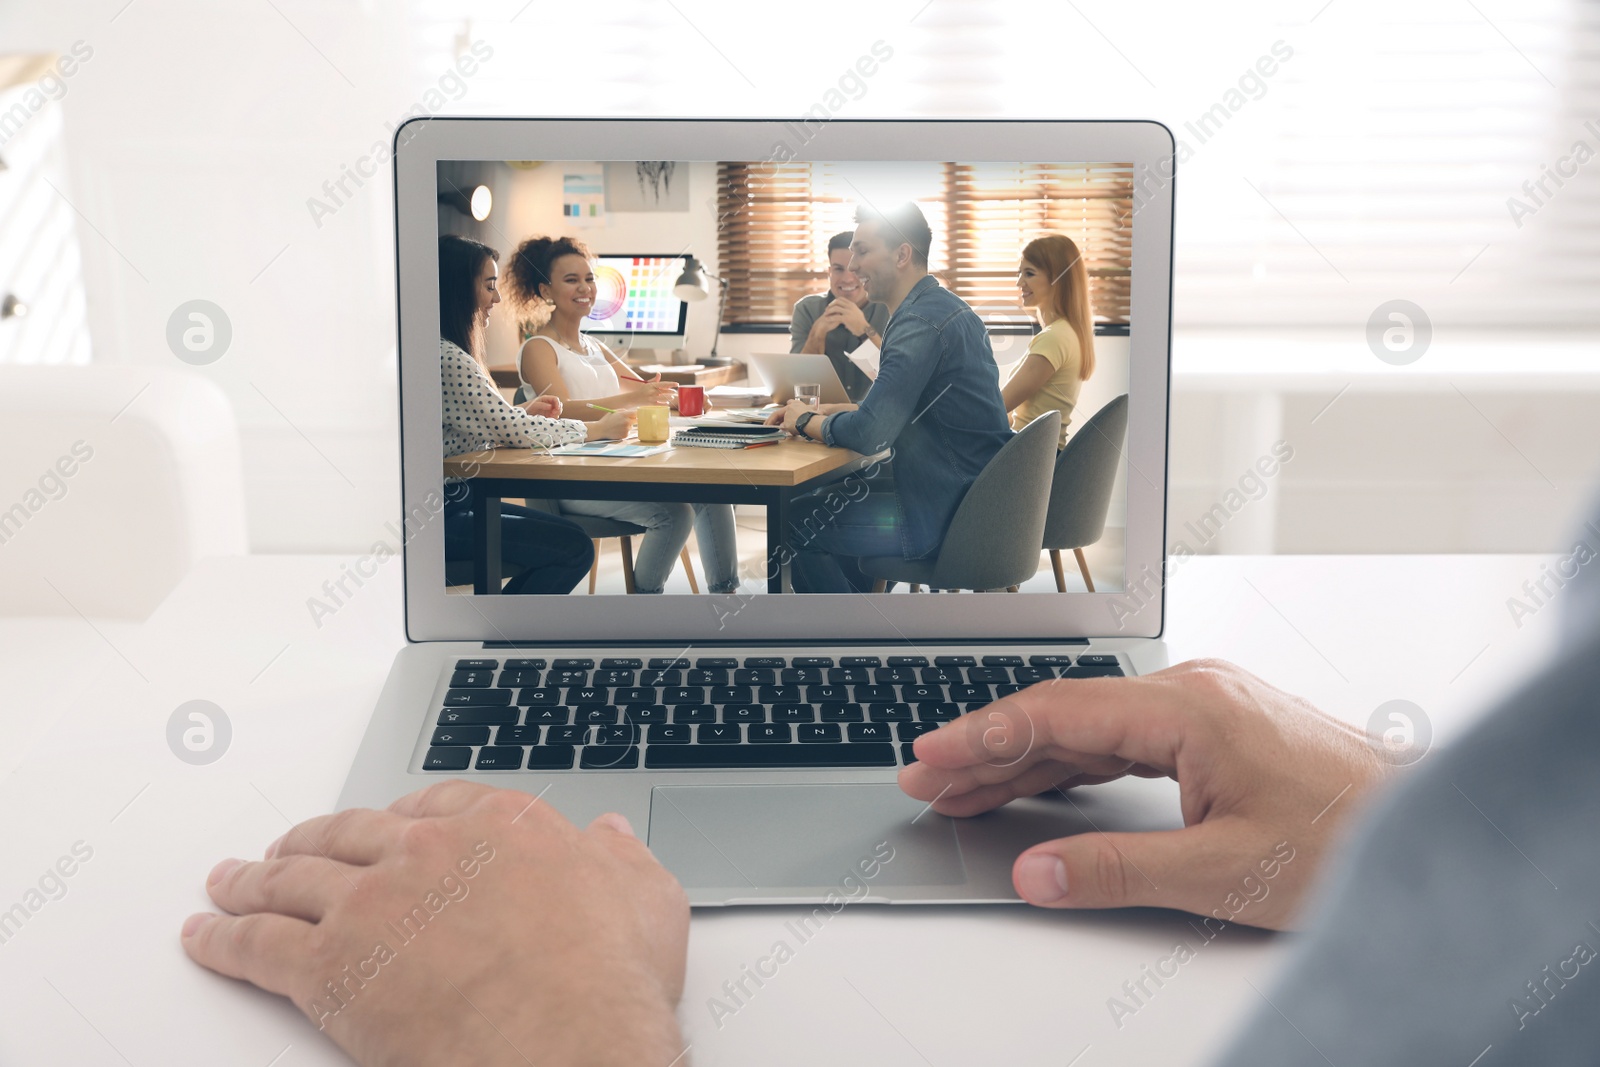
[1002,233,1097,450]
[505,235,740,595]
[437,234,632,594]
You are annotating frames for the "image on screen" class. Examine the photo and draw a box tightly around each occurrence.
[434,159,1133,599]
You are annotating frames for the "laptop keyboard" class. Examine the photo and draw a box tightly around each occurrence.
[423,653,1125,773]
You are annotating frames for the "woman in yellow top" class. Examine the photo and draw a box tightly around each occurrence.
[1001,234,1097,449]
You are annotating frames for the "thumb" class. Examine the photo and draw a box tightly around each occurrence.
[1014,822,1235,914]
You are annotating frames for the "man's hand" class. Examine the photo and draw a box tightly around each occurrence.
[899,660,1399,930]
[181,782,689,1067]
[824,297,870,336]
[523,394,563,419]
[764,398,818,436]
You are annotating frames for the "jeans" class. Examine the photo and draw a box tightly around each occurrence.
[561,499,740,594]
[443,498,594,595]
[787,490,904,593]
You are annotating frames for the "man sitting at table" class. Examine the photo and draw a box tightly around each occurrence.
[767,202,1014,593]
[788,229,890,403]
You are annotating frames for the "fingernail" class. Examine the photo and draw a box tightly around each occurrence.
[208,858,243,886]
[182,913,216,938]
[1017,853,1069,904]
[600,813,635,837]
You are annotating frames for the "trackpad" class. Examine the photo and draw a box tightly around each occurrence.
[649,784,965,890]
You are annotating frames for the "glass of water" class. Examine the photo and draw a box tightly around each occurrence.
[794,382,822,410]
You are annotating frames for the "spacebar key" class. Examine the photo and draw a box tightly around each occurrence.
[646,743,895,769]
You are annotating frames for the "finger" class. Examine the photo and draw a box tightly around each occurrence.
[587,812,635,837]
[208,854,358,922]
[271,808,406,865]
[181,911,320,999]
[388,780,499,819]
[900,757,1105,816]
[914,675,1187,776]
[1012,820,1239,914]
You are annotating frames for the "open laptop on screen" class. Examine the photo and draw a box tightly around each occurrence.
[339,118,1176,905]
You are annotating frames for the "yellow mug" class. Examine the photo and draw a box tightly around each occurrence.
[637,404,670,444]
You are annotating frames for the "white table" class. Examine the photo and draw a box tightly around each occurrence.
[0,554,1566,1066]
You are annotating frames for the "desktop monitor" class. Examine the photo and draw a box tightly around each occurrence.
[579,254,691,349]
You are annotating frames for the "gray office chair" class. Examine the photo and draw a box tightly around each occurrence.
[858,411,1060,593]
[1042,393,1129,593]
[523,498,699,594]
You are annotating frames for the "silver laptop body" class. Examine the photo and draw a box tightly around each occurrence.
[339,117,1176,905]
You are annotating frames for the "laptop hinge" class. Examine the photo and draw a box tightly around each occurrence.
[481,638,1092,648]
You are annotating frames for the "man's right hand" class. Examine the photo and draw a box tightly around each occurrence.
[899,660,1400,930]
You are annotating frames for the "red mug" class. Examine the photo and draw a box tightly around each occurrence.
[678,384,705,417]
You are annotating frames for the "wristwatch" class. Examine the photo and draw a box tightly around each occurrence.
[795,410,819,439]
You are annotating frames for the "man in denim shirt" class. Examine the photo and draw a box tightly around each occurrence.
[767,203,1014,593]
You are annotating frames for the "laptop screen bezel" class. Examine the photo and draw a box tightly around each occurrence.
[395,118,1173,643]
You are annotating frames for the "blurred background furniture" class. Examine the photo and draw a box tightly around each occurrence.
[1043,393,1130,593]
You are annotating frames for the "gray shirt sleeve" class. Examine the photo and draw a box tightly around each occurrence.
[1212,621,1600,1065]
[790,295,824,353]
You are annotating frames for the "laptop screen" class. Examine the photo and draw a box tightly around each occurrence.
[434,158,1134,601]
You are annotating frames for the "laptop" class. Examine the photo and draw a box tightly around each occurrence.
[339,118,1176,905]
[747,351,856,406]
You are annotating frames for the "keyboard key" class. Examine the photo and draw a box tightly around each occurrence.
[615,687,658,704]
[721,704,766,724]
[648,657,690,669]
[623,704,669,724]
[600,657,642,669]
[916,702,961,722]
[546,725,589,746]
[793,656,834,667]
[935,655,975,667]
[1063,665,1125,678]
[497,670,541,688]
[672,704,717,724]
[1013,667,1054,684]
[688,669,729,686]
[523,707,571,725]
[758,685,802,703]
[797,723,842,743]
[782,667,824,684]
[496,725,542,745]
[772,704,816,724]
[663,686,704,704]
[449,670,494,688]
[546,669,590,686]
[897,721,939,742]
[710,685,753,704]
[853,684,896,702]
[576,705,619,725]
[995,683,1028,697]
[592,670,635,686]
[868,703,912,722]
[437,707,518,726]
[966,667,1009,683]
[1078,654,1120,667]
[874,667,916,684]
[697,723,741,744]
[827,667,871,685]
[595,724,640,746]
[920,667,961,684]
[581,746,639,770]
[526,746,575,770]
[901,684,943,702]
[749,723,792,744]
[734,668,775,685]
[848,722,892,743]
[696,657,738,668]
[640,669,682,686]
[983,655,1024,667]
[840,655,881,667]
[455,658,498,670]
[518,687,562,705]
[565,686,608,705]
[553,658,594,669]
[505,658,547,670]
[1029,654,1075,667]
[646,743,896,769]
[820,703,865,722]
[475,746,525,770]
[423,746,472,770]
[901,743,919,765]
[744,656,786,668]
[444,689,513,707]
[433,726,489,746]
[888,655,929,667]
[647,723,691,744]
[807,684,851,703]
[949,684,992,703]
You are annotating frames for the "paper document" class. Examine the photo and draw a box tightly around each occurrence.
[845,339,881,380]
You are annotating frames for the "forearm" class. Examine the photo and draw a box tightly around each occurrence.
[800,321,828,355]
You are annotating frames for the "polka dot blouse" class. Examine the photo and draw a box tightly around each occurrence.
[440,337,586,458]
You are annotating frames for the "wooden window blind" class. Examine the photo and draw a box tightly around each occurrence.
[716,161,1133,332]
